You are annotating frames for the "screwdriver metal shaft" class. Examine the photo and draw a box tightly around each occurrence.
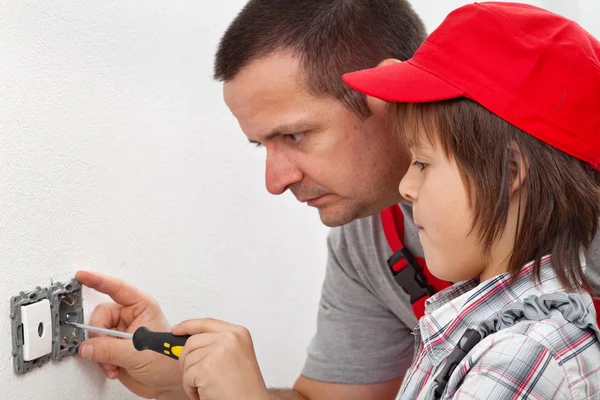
[63,321,133,339]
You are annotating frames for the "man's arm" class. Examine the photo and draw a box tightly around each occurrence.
[268,375,404,400]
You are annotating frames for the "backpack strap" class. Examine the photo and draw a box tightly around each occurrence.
[594,298,600,327]
[380,204,451,318]
[429,292,600,400]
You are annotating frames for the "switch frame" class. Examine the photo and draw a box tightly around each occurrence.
[10,287,52,374]
[10,278,85,375]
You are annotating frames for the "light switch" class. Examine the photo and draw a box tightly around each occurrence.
[20,299,52,361]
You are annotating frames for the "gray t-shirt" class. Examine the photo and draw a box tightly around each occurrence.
[301,203,600,384]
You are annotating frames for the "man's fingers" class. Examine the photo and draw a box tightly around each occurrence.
[76,270,148,307]
[102,366,120,380]
[88,303,122,332]
[172,318,242,335]
[103,363,118,371]
[184,385,200,400]
[79,335,139,369]
[177,333,220,368]
[182,352,207,400]
[108,370,119,379]
[181,347,211,376]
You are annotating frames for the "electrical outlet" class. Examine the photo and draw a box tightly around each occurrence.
[10,279,85,375]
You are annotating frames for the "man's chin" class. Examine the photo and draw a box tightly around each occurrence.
[316,203,361,227]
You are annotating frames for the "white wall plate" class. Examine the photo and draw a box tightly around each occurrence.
[20,299,52,361]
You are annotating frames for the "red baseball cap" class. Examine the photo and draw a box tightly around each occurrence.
[343,2,600,171]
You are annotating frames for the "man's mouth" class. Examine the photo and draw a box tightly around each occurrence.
[297,194,328,207]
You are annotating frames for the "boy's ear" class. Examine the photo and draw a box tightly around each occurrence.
[366,58,401,117]
[508,142,527,196]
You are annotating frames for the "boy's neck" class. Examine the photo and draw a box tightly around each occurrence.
[479,197,522,282]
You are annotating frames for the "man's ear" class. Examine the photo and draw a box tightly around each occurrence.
[366,58,401,117]
[508,142,527,196]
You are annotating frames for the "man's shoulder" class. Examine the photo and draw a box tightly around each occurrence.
[326,212,383,262]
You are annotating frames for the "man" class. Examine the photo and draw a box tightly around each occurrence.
[76,1,600,399]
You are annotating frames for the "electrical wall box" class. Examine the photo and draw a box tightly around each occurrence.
[10,278,84,375]
[50,280,84,361]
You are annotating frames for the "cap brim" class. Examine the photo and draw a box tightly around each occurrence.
[343,61,464,103]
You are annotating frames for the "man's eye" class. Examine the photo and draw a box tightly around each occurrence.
[412,160,429,171]
[286,133,305,143]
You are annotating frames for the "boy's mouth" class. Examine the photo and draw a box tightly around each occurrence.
[414,218,424,231]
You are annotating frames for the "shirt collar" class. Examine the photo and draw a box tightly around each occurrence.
[419,255,568,366]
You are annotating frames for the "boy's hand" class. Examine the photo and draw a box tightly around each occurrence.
[75,271,183,398]
[172,319,270,400]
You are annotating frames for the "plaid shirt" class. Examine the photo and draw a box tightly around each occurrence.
[398,255,600,399]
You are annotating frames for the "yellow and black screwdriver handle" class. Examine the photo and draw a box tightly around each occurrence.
[132,326,190,361]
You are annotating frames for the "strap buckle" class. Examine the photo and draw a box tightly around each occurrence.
[387,248,436,303]
[433,329,482,399]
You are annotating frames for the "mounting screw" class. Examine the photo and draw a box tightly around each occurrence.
[65,313,70,320]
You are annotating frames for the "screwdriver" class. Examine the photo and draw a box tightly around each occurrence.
[62,321,190,361]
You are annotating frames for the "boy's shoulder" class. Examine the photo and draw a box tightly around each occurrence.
[463,313,600,397]
[505,313,600,359]
[446,314,600,399]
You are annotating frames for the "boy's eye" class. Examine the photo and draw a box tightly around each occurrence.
[412,160,429,171]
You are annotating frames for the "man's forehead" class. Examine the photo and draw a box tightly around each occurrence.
[223,57,331,141]
[223,52,302,98]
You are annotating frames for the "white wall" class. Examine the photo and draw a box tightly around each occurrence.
[0,1,329,398]
[0,1,597,399]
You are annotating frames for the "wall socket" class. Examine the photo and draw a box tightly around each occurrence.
[10,279,84,375]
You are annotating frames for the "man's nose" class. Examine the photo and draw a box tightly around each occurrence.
[265,148,303,195]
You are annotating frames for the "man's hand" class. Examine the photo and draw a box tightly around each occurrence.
[172,319,271,400]
[75,270,183,399]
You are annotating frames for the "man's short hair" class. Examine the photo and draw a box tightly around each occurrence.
[214,0,427,117]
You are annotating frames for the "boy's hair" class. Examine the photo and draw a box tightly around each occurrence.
[214,0,427,117]
[390,99,600,291]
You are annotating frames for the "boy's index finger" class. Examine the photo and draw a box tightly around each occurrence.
[76,270,145,307]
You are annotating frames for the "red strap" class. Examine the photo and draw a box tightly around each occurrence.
[594,298,600,328]
[381,205,407,271]
[381,205,451,318]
